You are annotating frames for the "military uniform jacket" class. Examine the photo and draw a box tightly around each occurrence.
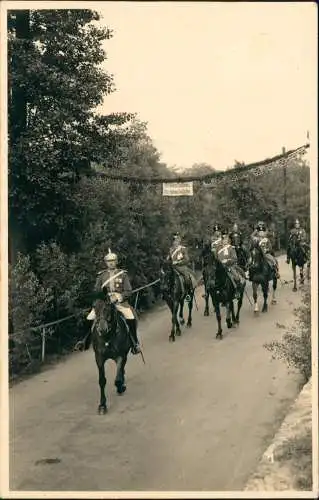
[217,244,237,267]
[167,244,190,266]
[229,231,243,248]
[251,231,272,254]
[289,228,307,243]
[211,232,223,253]
[94,268,132,301]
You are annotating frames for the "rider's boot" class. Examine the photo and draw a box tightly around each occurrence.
[127,319,141,354]
[275,259,280,279]
[185,278,193,302]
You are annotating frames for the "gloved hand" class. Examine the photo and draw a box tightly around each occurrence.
[109,292,122,303]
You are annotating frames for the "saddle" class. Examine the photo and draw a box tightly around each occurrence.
[173,269,192,297]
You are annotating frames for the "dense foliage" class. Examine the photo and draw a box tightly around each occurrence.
[264,286,312,382]
[8,9,311,377]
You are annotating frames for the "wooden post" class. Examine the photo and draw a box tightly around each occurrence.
[134,291,140,312]
[41,328,46,363]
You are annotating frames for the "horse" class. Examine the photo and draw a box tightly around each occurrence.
[229,233,249,272]
[234,244,249,272]
[160,259,195,342]
[248,241,278,314]
[75,289,132,414]
[201,241,215,316]
[287,233,310,291]
[203,250,246,339]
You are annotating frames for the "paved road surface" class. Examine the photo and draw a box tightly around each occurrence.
[9,256,305,492]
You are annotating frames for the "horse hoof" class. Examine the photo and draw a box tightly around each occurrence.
[169,336,175,342]
[186,323,192,328]
[216,332,222,339]
[98,405,107,415]
[271,299,277,305]
[254,310,259,314]
[117,385,126,395]
[179,318,185,325]
[226,320,232,329]
[293,288,297,292]
[176,330,181,336]
[262,306,268,313]
[204,311,209,317]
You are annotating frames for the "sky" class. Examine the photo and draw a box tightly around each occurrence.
[96,1,317,170]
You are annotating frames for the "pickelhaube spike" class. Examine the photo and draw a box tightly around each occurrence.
[105,248,118,261]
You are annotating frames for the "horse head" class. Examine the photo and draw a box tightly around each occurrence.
[93,288,115,337]
[160,258,174,294]
[203,250,223,288]
[249,241,264,272]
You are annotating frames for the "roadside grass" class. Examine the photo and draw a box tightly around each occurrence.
[275,428,313,490]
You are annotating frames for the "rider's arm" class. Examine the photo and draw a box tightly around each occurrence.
[182,247,190,265]
[94,273,103,292]
[122,273,133,301]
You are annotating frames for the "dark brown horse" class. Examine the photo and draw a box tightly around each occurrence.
[287,233,310,292]
[76,289,132,414]
[203,248,246,339]
[248,241,278,314]
[160,259,195,342]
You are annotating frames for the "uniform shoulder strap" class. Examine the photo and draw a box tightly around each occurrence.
[97,269,108,275]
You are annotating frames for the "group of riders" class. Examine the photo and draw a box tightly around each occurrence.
[87,218,309,355]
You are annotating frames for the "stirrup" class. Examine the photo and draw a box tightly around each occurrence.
[185,294,191,302]
[131,343,141,355]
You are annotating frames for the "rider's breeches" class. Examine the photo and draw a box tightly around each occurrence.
[265,253,278,269]
[229,266,244,285]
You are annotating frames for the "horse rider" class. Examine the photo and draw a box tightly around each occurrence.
[211,223,223,255]
[250,221,280,278]
[216,229,246,298]
[286,218,310,264]
[167,232,198,298]
[87,249,141,354]
[229,222,248,266]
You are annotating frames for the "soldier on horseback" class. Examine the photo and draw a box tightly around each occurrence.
[167,233,197,298]
[229,222,248,270]
[216,229,246,299]
[211,223,223,255]
[251,221,280,278]
[287,218,310,264]
[87,249,141,354]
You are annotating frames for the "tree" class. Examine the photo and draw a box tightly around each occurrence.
[8,9,135,259]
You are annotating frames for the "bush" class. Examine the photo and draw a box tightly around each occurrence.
[9,253,54,375]
[264,286,311,382]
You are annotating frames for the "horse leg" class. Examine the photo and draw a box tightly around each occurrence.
[230,299,236,324]
[186,293,193,328]
[179,299,185,325]
[170,302,181,340]
[252,282,259,313]
[204,285,210,316]
[300,265,304,285]
[96,355,107,414]
[114,355,127,395]
[215,302,223,339]
[175,301,182,336]
[235,289,244,324]
[262,281,269,313]
[225,302,233,329]
[271,276,277,305]
[292,263,297,291]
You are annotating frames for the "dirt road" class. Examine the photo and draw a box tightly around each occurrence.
[9,256,305,492]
